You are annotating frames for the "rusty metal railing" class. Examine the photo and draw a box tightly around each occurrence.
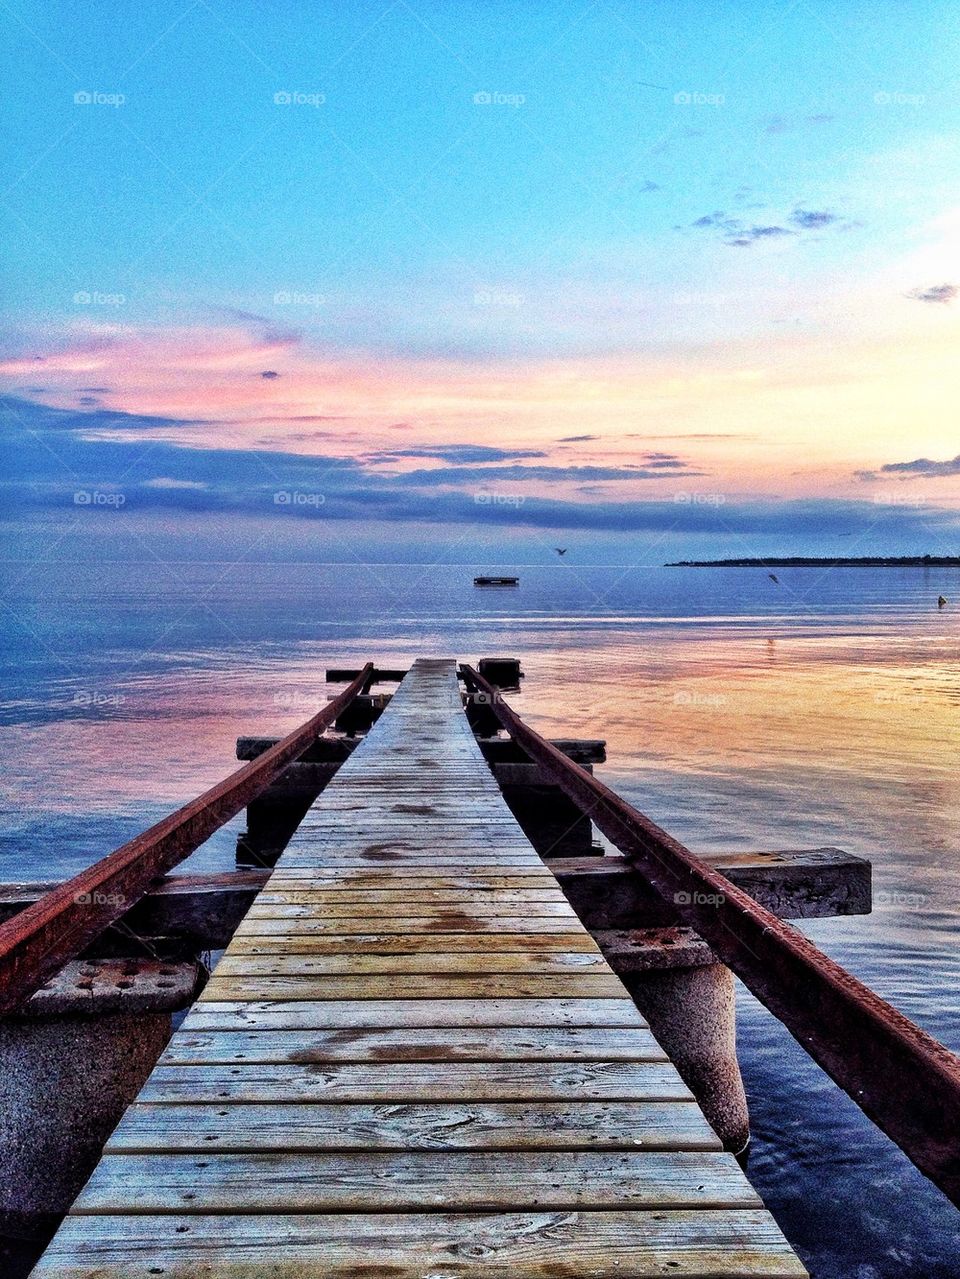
[0,664,373,1015]
[461,663,960,1208]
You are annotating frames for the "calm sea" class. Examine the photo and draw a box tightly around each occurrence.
[2,559,959,1277]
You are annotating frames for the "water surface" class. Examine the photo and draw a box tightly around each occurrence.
[2,560,959,1277]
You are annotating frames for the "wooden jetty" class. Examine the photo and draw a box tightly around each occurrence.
[0,655,957,1275]
[28,659,804,1276]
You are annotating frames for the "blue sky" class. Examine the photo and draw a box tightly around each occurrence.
[2,1,960,561]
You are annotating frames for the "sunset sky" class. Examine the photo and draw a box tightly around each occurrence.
[3,0,960,561]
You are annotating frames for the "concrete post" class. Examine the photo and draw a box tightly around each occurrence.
[0,958,201,1243]
[598,927,750,1154]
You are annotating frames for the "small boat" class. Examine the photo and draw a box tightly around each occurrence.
[474,576,519,587]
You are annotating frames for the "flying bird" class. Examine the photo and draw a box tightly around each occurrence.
[555,548,567,556]
[768,573,780,584]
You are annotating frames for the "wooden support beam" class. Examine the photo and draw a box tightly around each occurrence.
[325,668,408,684]
[235,736,607,765]
[0,872,270,953]
[236,760,586,803]
[0,847,871,961]
[552,848,872,925]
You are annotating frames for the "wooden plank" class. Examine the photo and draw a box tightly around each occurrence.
[137,1060,692,1103]
[32,1210,808,1278]
[227,932,601,956]
[160,1025,662,1064]
[244,897,579,916]
[212,951,612,977]
[233,916,586,934]
[252,888,568,904]
[106,1099,717,1152]
[242,902,579,920]
[182,997,650,1031]
[71,1150,760,1213]
[198,973,630,1001]
[265,872,560,887]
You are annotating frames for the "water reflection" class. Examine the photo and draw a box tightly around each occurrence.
[1,561,959,1274]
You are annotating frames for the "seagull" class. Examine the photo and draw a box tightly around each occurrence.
[555,548,567,556]
[768,573,780,584]
[938,595,948,608]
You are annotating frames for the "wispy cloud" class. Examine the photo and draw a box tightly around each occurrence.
[5,396,959,546]
[365,444,547,465]
[907,283,957,304]
[689,203,847,247]
[790,208,839,230]
[860,454,960,479]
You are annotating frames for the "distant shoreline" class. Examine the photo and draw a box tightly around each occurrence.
[665,556,960,568]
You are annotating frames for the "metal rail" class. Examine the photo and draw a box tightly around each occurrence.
[461,663,960,1208]
[0,664,373,1015]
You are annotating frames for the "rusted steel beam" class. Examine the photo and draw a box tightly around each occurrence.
[461,663,960,1207]
[0,665,373,1015]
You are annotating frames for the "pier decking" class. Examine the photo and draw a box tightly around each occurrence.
[32,659,804,1277]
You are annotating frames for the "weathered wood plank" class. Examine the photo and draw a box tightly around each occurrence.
[200,973,629,1001]
[33,1210,807,1279]
[253,888,568,904]
[244,897,579,917]
[183,998,649,1030]
[72,1150,760,1213]
[265,871,559,886]
[160,1025,661,1064]
[233,915,587,934]
[106,1099,716,1152]
[227,932,601,956]
[212,951,611,978]
[138,1060,691,1104]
